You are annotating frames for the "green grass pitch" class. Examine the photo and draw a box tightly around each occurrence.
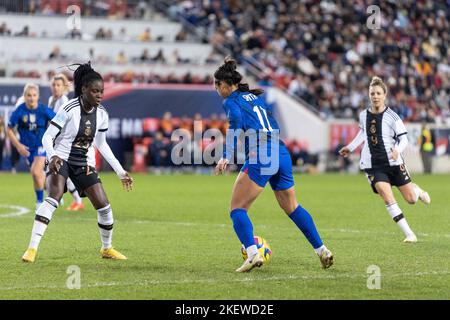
[0,172,449,299]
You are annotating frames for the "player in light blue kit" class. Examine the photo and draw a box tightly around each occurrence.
[213,58,333,272]
[7,84,55,208]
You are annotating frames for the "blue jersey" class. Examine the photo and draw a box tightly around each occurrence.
[8,103,55,149]
[222,90,285,160]
[223,90,294,190]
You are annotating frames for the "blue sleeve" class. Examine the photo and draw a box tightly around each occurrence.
[223,99,243,160]
[8,107,20,128]
[46,107,56,121]
[226,99,243,130]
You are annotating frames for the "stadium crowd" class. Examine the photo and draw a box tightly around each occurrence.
[0,0,150,19]
[167,0,450,122]
[1,0,449,123]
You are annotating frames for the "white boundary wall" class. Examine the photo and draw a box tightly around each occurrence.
[267,87,328,154]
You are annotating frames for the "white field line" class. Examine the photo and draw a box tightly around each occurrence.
[3,203,449,239]
[55,217,450,239]
[0,205,30,218]
[0,270,449,292]
[123,219,450,239]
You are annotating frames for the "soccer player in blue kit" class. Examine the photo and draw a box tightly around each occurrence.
[213,58,333,272]
[7,84,55,208]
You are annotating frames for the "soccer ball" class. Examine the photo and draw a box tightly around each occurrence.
[241,236,271,264]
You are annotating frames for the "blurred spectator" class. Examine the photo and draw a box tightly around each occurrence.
[148,131,170,167]
[289,140,310,167]
[105,28,113,40]
[418,123,435,174]
[0,116,5,170]
[138,28,152,42]
[139,49,151,63]
[41,3,55,16]
[116,51,128,64]
[0,22,11,36]
[160,112,173,138]
[175,28,188,41]
[116,27,130,42]
[15,25,29,37]
[95,27,107,39]
[48,46,61,60]
[334,138,351,172]
[152,49,166,63]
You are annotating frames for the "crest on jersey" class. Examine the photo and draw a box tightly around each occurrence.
[84,127,92,136]
[370,124,376,134]
[371,135,378,145]
[22,115,28,123]
[29,114,36,123]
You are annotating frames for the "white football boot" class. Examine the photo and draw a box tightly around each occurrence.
[318,248,334,269]
[414,184,431,204]
[403,233,418,243]
[235,251,264,273]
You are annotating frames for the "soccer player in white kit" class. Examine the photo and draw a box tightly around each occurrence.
[49,73,85,211]
[339,77,430,243]
[22,63,133,262]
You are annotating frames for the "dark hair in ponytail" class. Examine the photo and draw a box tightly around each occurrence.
[214,57,264,96]
[70,62,103,97]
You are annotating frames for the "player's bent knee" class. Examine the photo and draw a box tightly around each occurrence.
[405,195,417,205]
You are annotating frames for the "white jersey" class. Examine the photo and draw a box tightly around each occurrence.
[49,97,109,167]
[48,95,69,113]
[358,107,407,170]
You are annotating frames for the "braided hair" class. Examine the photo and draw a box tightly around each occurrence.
[214,57,264,96]
[71,62,103,97]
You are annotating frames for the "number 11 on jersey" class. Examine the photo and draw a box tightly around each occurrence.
[253,106,273,132]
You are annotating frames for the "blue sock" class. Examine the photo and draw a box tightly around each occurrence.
[35,189,44,203]
[289,205,323,249]
[230,208,255,248]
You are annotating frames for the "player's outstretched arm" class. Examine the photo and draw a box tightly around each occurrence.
[340,128,365,157]
[94,131,133,191]
[7,127,30,157]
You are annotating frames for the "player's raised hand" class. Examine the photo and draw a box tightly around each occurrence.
[339,146,350,157]
[18,144,30,157]
[215,158,229,175]
[49,156,63,174]
[120,172,133,191]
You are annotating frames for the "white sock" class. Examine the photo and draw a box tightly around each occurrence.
[67,178,82,204]
[386,202,414,237]
[97,204,114,249]
[29,197,58,249]
[412,184,421,203]
[314,245,326,255]
[246,245,258,257]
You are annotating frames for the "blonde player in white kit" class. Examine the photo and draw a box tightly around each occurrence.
[339,77,430,243]
[22,63,133,262]
[49,74,85,211]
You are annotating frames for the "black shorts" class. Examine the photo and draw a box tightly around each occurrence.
[46,160,101,197]
[364,164,412,194]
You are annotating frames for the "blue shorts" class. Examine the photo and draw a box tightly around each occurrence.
[241,147,294,191]
[26,147,46,166]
